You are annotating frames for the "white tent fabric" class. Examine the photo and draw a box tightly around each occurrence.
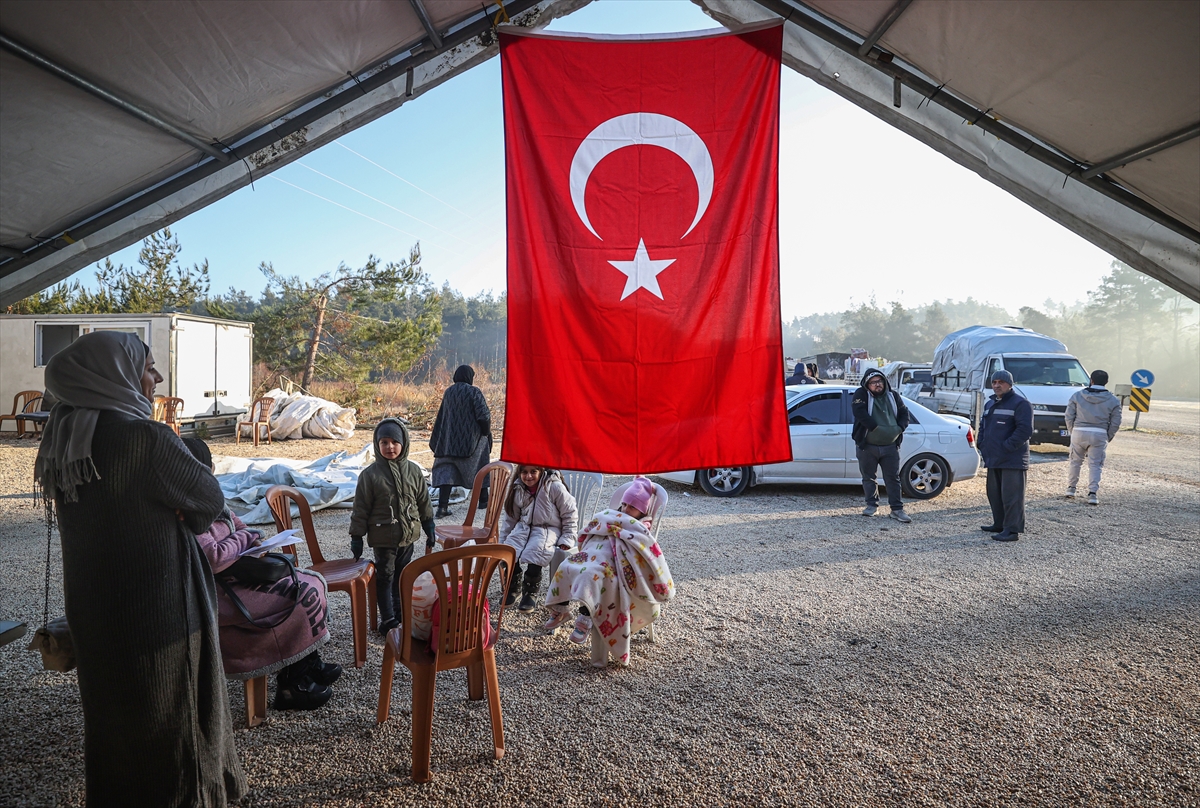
[931,325,1069,390]
[213,445,375,525]
[0,0,587,304]
[696,0,1200,300]
[213,445,463,525]
[1,0,1196,304]
[246,388,358,441]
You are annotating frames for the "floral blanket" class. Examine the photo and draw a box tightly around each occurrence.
[546,509,674,664]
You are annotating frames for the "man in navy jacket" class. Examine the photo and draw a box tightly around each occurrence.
[977,370,1034,541]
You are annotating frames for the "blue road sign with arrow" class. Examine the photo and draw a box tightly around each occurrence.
[1131,369,1154,388]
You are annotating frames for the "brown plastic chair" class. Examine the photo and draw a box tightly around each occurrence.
[0,390,42,435]
[237,397,274,446]
[377,543,516,782]
[153,396,184,435]
[244,676,267,728]
[435,461,513,549]
[265,485,377,668]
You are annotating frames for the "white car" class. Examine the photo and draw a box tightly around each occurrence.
[657,384,980,498]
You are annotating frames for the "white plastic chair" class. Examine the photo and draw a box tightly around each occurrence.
[560,470,604,519]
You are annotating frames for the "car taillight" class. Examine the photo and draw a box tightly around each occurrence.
[966,428,975,447]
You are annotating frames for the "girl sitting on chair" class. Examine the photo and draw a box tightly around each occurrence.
[544,477,674,666]
[498,464,577,613]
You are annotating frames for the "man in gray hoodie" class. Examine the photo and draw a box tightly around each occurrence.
[1065,369,1122,505]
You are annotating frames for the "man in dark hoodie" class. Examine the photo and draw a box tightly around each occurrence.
[350,418,436,634]
[1065,369,1122,505]
[851,368,912,523]
[786,363,819,385]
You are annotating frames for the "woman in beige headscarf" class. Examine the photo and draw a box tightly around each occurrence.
[36,330,245,807]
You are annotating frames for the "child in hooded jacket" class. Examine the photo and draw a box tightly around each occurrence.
[498,465,577,613]
[350,418,436,634]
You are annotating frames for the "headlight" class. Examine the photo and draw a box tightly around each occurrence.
[1032,404,1048,411]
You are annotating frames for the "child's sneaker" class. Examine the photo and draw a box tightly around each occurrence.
[1087,492,1099,505]
[1064,487,1077,498]
[542,609,572,633]
[568,614,592,644]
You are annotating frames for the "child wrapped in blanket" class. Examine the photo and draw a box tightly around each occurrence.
[544,477,674,666]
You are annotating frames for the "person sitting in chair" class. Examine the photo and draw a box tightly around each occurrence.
[544,477,674,666]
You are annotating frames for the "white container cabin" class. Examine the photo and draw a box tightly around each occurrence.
[0,313,253,434]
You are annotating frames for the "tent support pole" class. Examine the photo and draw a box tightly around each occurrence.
[408,0,444,49]
[0,33,230,163]
[857,0,913,57]
[1080,123,1200,180]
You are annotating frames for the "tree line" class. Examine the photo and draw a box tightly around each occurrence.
[783,262,1199,398]
[7,230,507,388]
[9,232,1198,398]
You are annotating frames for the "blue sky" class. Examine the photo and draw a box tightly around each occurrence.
[79,0,1116,320]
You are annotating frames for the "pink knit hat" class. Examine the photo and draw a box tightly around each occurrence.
[621,476,655,515]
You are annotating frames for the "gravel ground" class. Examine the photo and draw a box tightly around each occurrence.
[1,405,1197,807]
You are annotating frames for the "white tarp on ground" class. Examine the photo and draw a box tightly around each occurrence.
[213,445,375,525]
[212,445,463,525]
[242,388,357,440]
[931,325,1069,390]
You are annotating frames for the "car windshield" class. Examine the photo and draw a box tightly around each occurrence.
[1005,358,1090,386]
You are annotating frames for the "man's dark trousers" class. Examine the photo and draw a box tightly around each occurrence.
[373,543,416,622]
[857,443,903,511]
[986,468,1026,533]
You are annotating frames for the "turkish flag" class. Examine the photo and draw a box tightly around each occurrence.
[501,23,790,474]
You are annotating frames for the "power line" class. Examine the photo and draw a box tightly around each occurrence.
[334,141,474,219]
[270,176,462,256]
[296,162,464,242]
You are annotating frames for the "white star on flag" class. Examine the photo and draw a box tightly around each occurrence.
[608,239,675,301]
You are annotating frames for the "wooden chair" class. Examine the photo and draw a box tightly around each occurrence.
[265,485,377,668]
[0,390,42,435]
[153,396,184,435]
[15,395,50,437]
[560,470,604,520]
[377,543,516,783]
[237,397,274,446]
[244,675,268,728]
[435,461,513,549]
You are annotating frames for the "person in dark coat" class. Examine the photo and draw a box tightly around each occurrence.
[851,368,912,522]
[977,369,1034,542]
[429,365,492,518]
[35,331,245,807]
[806,362,826,384]
[785,363,818,385]
[183,438,339,712]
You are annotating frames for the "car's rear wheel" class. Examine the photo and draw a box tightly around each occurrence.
[901,453,948,499]
[697,466,751,497]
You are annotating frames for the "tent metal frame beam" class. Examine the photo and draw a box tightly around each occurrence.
[0,31,231,163]
[0,0,542,279]
[408,0,444,49]
[753,0,1200,245]
[856,0,912,57]
[1080,122,1200,180]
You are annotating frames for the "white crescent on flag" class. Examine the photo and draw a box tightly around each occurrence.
[568,112,714,241]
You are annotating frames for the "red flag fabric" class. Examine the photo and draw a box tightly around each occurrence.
[501,23,790,474]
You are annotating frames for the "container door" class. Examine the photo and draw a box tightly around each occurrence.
[173,320,217,418]
[215,324,253,414]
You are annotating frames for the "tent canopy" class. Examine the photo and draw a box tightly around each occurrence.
[1,0,1197,305]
